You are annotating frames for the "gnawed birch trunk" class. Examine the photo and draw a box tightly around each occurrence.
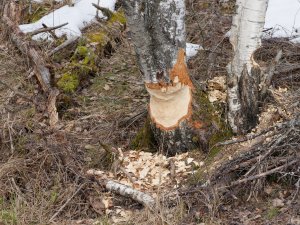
[227,0,268,134]
[123,0,195,155]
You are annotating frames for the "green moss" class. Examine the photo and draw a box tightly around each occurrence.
[131,118,156,151]
[1,210,17,225]
[199,2,211,9]
[194,91,233,149]
[109,11,126,25]
[187,91,233,184]
[24,107,36,118]
[75,46,89,57]
[72,45,96,68]
[87,32,109,46]
[266,207,279,219]
[220,2,236,15]
[57,73,79,93]
[50,190,59,204]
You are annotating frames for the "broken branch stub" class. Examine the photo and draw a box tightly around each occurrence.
[124,0,197,155]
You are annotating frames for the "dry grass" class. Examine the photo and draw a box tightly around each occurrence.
[0,0,299,224]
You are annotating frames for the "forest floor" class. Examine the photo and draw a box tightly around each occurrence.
[0,0,299,224]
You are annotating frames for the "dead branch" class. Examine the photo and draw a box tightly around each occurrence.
[28,22,68,37]
[92,3,113,20]
[1,2,51,92]
[208,115,300,190]
[47,88,59,127]
[260,49,283,98]
[49,183,85,222]
[41,23,59,39]
[228,159,299,187]
[87,169,155,208]
[99,142,136,183]
[48,36,79,56]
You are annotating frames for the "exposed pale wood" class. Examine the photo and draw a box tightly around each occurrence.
[47,88,59,127]
[123,0,197,155]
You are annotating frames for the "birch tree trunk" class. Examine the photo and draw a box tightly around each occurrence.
[227,0,269,134]
[123,0,195,155]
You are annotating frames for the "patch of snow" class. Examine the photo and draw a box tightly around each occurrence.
[186,43,203,60]
[265,0,300,42]
[20,0,116,40]
[31,0,64,3]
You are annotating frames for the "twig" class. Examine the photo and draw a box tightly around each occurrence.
[41,23,59,39]
[7,112,15,154]
[99,141,135,182]
[47,88,59,127]
[92,3,113,20]
[48,36,79,56]
[169,158,176,180]
[49,183,85,222]
[260,49,283,98]
[96,0,100,18]
[120,167,136,184]
[28,22,68,37]
[243,128,293,177]
[228,159,299,187]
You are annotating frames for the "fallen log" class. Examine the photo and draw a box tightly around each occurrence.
[1,2,51,92]
[87,169,155,208]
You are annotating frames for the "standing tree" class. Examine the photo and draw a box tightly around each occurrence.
[227,0,269,134]
[122,0,195,155]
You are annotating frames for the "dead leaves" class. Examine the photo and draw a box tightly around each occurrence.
[207,76,226,103]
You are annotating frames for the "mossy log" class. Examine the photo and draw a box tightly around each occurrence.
[55,10,126,94]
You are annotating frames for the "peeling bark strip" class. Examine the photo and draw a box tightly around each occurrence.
[124,0,196,154]
[227,0,269,134]
[1,2,51,92]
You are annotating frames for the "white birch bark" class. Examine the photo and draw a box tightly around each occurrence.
[227,0,269,134]
[87,170,155,208]
[123,0,196,155]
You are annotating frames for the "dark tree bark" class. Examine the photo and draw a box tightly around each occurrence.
[123,0,196,155]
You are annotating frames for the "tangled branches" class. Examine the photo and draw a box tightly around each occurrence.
[210,114,300,194]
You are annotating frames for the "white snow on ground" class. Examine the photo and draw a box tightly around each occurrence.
[32,0,64,2]
[186,43,203,60]
[22,0,300,43]
[20,0,116,40]
[265,0,300,42]
[20,0,203,58]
